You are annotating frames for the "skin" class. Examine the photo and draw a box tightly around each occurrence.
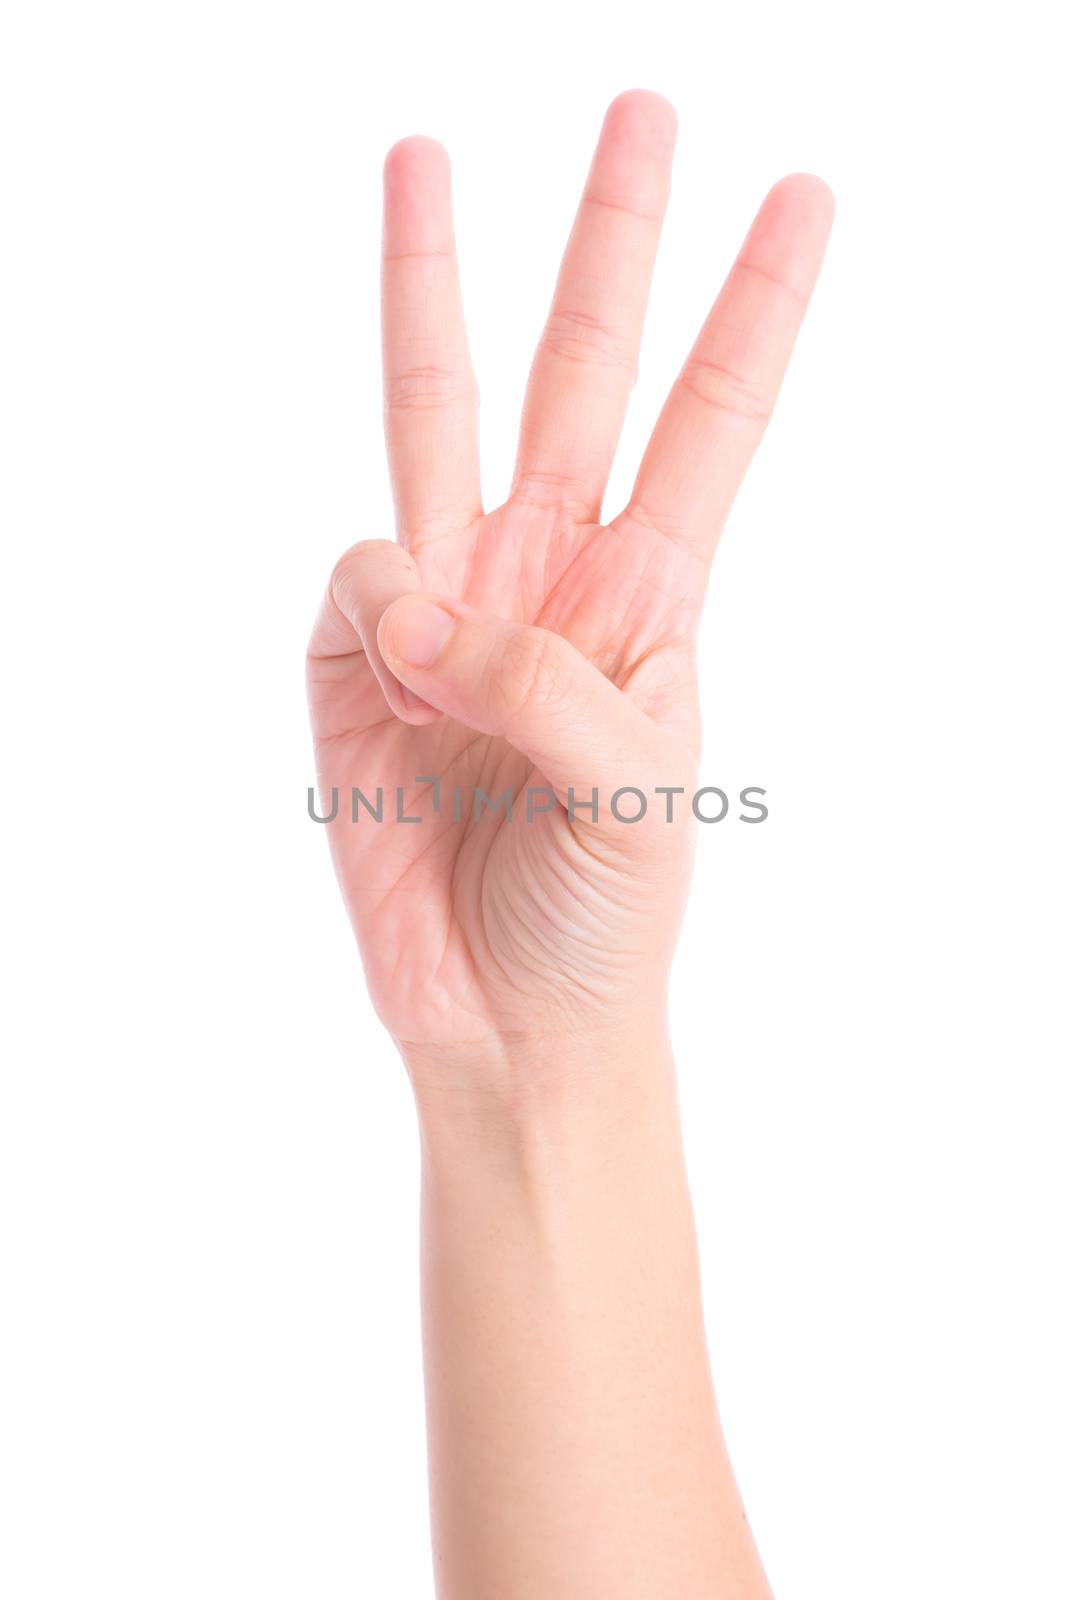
[307,90,832,1598]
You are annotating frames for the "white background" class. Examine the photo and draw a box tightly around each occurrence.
[2,1,1064,1595]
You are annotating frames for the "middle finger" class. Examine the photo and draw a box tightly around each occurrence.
[510,90,676,524]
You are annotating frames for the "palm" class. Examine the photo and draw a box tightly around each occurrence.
[426,498,705,723]
[311,501,707,1046]
[308,93,832,1050]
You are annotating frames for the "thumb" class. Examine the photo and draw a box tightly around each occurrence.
[377,594,691,832]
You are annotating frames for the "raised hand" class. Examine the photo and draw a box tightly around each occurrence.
[307,91,833,1061]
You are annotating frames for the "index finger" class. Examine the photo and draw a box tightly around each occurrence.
[382,137,482,551]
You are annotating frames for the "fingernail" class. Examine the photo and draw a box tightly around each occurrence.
[378,661,437,718]
[385,598,455,668]
[399,685,438,716]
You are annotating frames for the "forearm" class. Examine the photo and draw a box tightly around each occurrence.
[406,1027,772,1600]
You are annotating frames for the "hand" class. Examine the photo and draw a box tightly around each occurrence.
[307,91,833,1066]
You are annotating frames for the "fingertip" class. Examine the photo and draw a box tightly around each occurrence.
[601,88,678,156]
[383,134,451,182]
[765,172,836,225]
[589,90,676,222]
[742,173,835,294]
[393,689,444,725]
[382,138,456,257]
[377,662,443,725]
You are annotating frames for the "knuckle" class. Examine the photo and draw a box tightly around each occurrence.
[618,498,694,554]
[736,255,808,308]
[401,500,480,546]
[508,471,592,520]
[678,355,772,424]
[539,308,636,372]
[328,539,414,612]
[384,364,478,414]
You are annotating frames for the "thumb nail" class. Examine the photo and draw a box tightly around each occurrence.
[382,598,455,669]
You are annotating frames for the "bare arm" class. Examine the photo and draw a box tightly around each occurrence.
[307,88,832,1596]
[410,1030,770,1599]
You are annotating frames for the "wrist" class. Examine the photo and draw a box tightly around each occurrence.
[399,1014,679,1167]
